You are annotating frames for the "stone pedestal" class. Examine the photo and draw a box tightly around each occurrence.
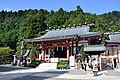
[39,54,42,60]
[13,55,16,64]
[70,56,75,69]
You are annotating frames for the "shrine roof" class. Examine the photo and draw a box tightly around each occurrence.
[84,45,106,52]
[106,33,120,43]
[25,26,102,42]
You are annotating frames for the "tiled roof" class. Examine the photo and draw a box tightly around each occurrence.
[25,26,101,42]
[106,33,120,43]
[35,26,90,39]
[84,45,106,52]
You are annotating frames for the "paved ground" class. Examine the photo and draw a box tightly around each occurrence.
[0,65,30,72]
[1,65,120,80]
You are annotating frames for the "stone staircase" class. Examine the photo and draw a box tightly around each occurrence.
[37,63,57,70]
[117,63,120,69]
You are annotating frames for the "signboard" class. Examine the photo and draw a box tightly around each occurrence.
[70,56,75,69]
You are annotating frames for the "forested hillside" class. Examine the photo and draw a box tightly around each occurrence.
[0,6,120,51]
[100,11,120,31]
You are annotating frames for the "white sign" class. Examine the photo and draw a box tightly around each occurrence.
[70,56,75,69]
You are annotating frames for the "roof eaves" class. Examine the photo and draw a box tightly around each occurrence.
[84,45,106,52]
[80,32,102,37]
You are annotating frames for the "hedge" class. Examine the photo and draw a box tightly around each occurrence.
[57,60,69,69]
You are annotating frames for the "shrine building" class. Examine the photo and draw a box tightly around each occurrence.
[25,25,103,62]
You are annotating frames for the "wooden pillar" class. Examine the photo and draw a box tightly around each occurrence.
[97,55,99,62]
[67,47,70,60]
[118,50,120,63]
[76,40,78,54]
[111,47,114,68]
[88,38,91,45]
[41,48,45,62]
[99,56,102,71]
[97,54,101,71]
[71,39,73,56]
[117,50,119,63]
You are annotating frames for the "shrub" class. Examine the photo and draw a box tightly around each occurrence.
[0,47,14,64]
[57,60,69,69]
[28,60,40,68]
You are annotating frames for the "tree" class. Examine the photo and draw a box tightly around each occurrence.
[45,8,69,29]
[85,13,96,24]
[17,13,47,51]
[100,11,120,27]
[79,45,86,56]
[113,19,120,32]
[0,6,119,54]
[65,5,85,27]
[92,16,109,32]
[0,47,14,64]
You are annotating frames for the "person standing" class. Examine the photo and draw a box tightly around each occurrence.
[92,58,98,76]
[84,58,88,71]
[88,56,92,74]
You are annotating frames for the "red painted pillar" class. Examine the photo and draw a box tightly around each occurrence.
[76,40,78,54]
[41,48,45,62]
[67,47,70,60]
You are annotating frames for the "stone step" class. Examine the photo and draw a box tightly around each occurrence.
[37,63,57,70]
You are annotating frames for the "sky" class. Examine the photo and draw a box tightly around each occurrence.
[0,0,120,14]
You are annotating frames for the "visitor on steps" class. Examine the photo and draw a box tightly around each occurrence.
[92,58,98,76]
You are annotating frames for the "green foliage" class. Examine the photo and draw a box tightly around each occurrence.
[79,45,86,56]
[30,47,38,60]
[85,13,96,24]
[65,6,85,27]
[0,6,120,53]
[93,16,110,32]
[101,34,109,44]
[0,47,14,64]
[45,8,69,29]
[57,60,69,69]
[113,19,120,32]
[100,11,120,27]
[28,59,40,68]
